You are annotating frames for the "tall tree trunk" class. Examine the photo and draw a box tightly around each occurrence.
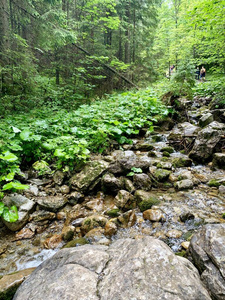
[0,0,10,93]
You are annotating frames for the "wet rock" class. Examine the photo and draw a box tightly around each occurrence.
[101,173,122,194]
[43,234,62,249]
[30,210,56,223]
[63,237,89,248]
[85,227,105,243]
[65,204,88,225]
[117,210,136,228]
[53,170,65,186]
[81,215,108,234]
[0,268,35,300]
[67,191,84,205]
[133,173,151,190]
[85,198,104,212]
[14,228,35,240]
[175,179,194,190]
[153,168,171,182]
[143,209,163,222]
[156,161,173,170]
[123,177,135,193]
[166,229,183,238]
[106,209,120,218]
[13,237,211,300]
[189,224,225,300]
[199,113,214,128]
[134,190,160,212]
[70,160,109,192]
[172,157,193,168]
[108,150,151,174]
[133,141,154,151]
[2,194,35,231]
[168,122,200,150]
[114,190,134,210]
[61,225,75,241]
[36,195,67,212]
[180,211,195,222]
[212,153,225,169]
[105,221,117,237]
[160,146,174,153]
[60,185,70,194]
[189,122,225,163]
[181,241,190,250]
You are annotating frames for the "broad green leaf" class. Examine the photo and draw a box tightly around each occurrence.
[0,151,18,162]
[20,130,31,141]
[54,149,66,157]
[0,202,4,215]
[12,126,21,133]
[2,182,29,191]
[2,206,18,222]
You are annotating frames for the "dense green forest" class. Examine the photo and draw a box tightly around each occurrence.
[0,0,224,109]
[0,0,225,220]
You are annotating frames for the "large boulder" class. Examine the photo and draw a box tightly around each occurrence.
[13,237,211,300]
[189,122,225,163]
[70,160,109,192]
[107,150,151,174]
[168,122,200,150]
[189,224,225,300]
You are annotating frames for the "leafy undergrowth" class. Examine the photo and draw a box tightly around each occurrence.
[0,88,168,196]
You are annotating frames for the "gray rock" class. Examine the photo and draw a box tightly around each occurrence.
[199,113,214,128]
[36,196,67,212]
[189,122,225,163]
[175,179,194,190]
[212,153,225,169]
[3,194,35,231]
[114,190,134,210]
[189,224,225,300]
[101,173,122,193]
[70,160,109,192]
[108,150,151,174]
[133,173,151,190]
[14,237,211,300]
[53,170,65,185]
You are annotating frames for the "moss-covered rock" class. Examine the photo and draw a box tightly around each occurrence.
[172,157,192,168]
[137,197,160,212]
[106,209,120,218]
[160,146,174,154]
[207,179,220,187]
[63,237,89,248]
[153,169,171,182]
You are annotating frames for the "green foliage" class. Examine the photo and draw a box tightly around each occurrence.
[127,167,143,177]
[193,78,225,108]
[0,203,18,222]
[0,150,28,222]
[0,88,168,171]
[168,61,196,98]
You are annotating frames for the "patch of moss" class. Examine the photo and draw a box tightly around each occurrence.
[160,146,174,154]
[172,157,192,168]
[207,179,220,187]
[138,197,160,212]
[63,237,89,248]
[0,285,19,300]
[175,250,187,257]
[222,213,225,219]
[162,151,170,157]
[107,209,120,218]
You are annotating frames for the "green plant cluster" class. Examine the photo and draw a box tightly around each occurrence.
[193,78,225,108]
[0,88,168,171]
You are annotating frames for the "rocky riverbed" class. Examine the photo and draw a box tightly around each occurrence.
[1,95,225,299]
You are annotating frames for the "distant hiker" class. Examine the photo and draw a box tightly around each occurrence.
[195,67,200,80]
[200,66,206,81]
[170,65,175,74]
